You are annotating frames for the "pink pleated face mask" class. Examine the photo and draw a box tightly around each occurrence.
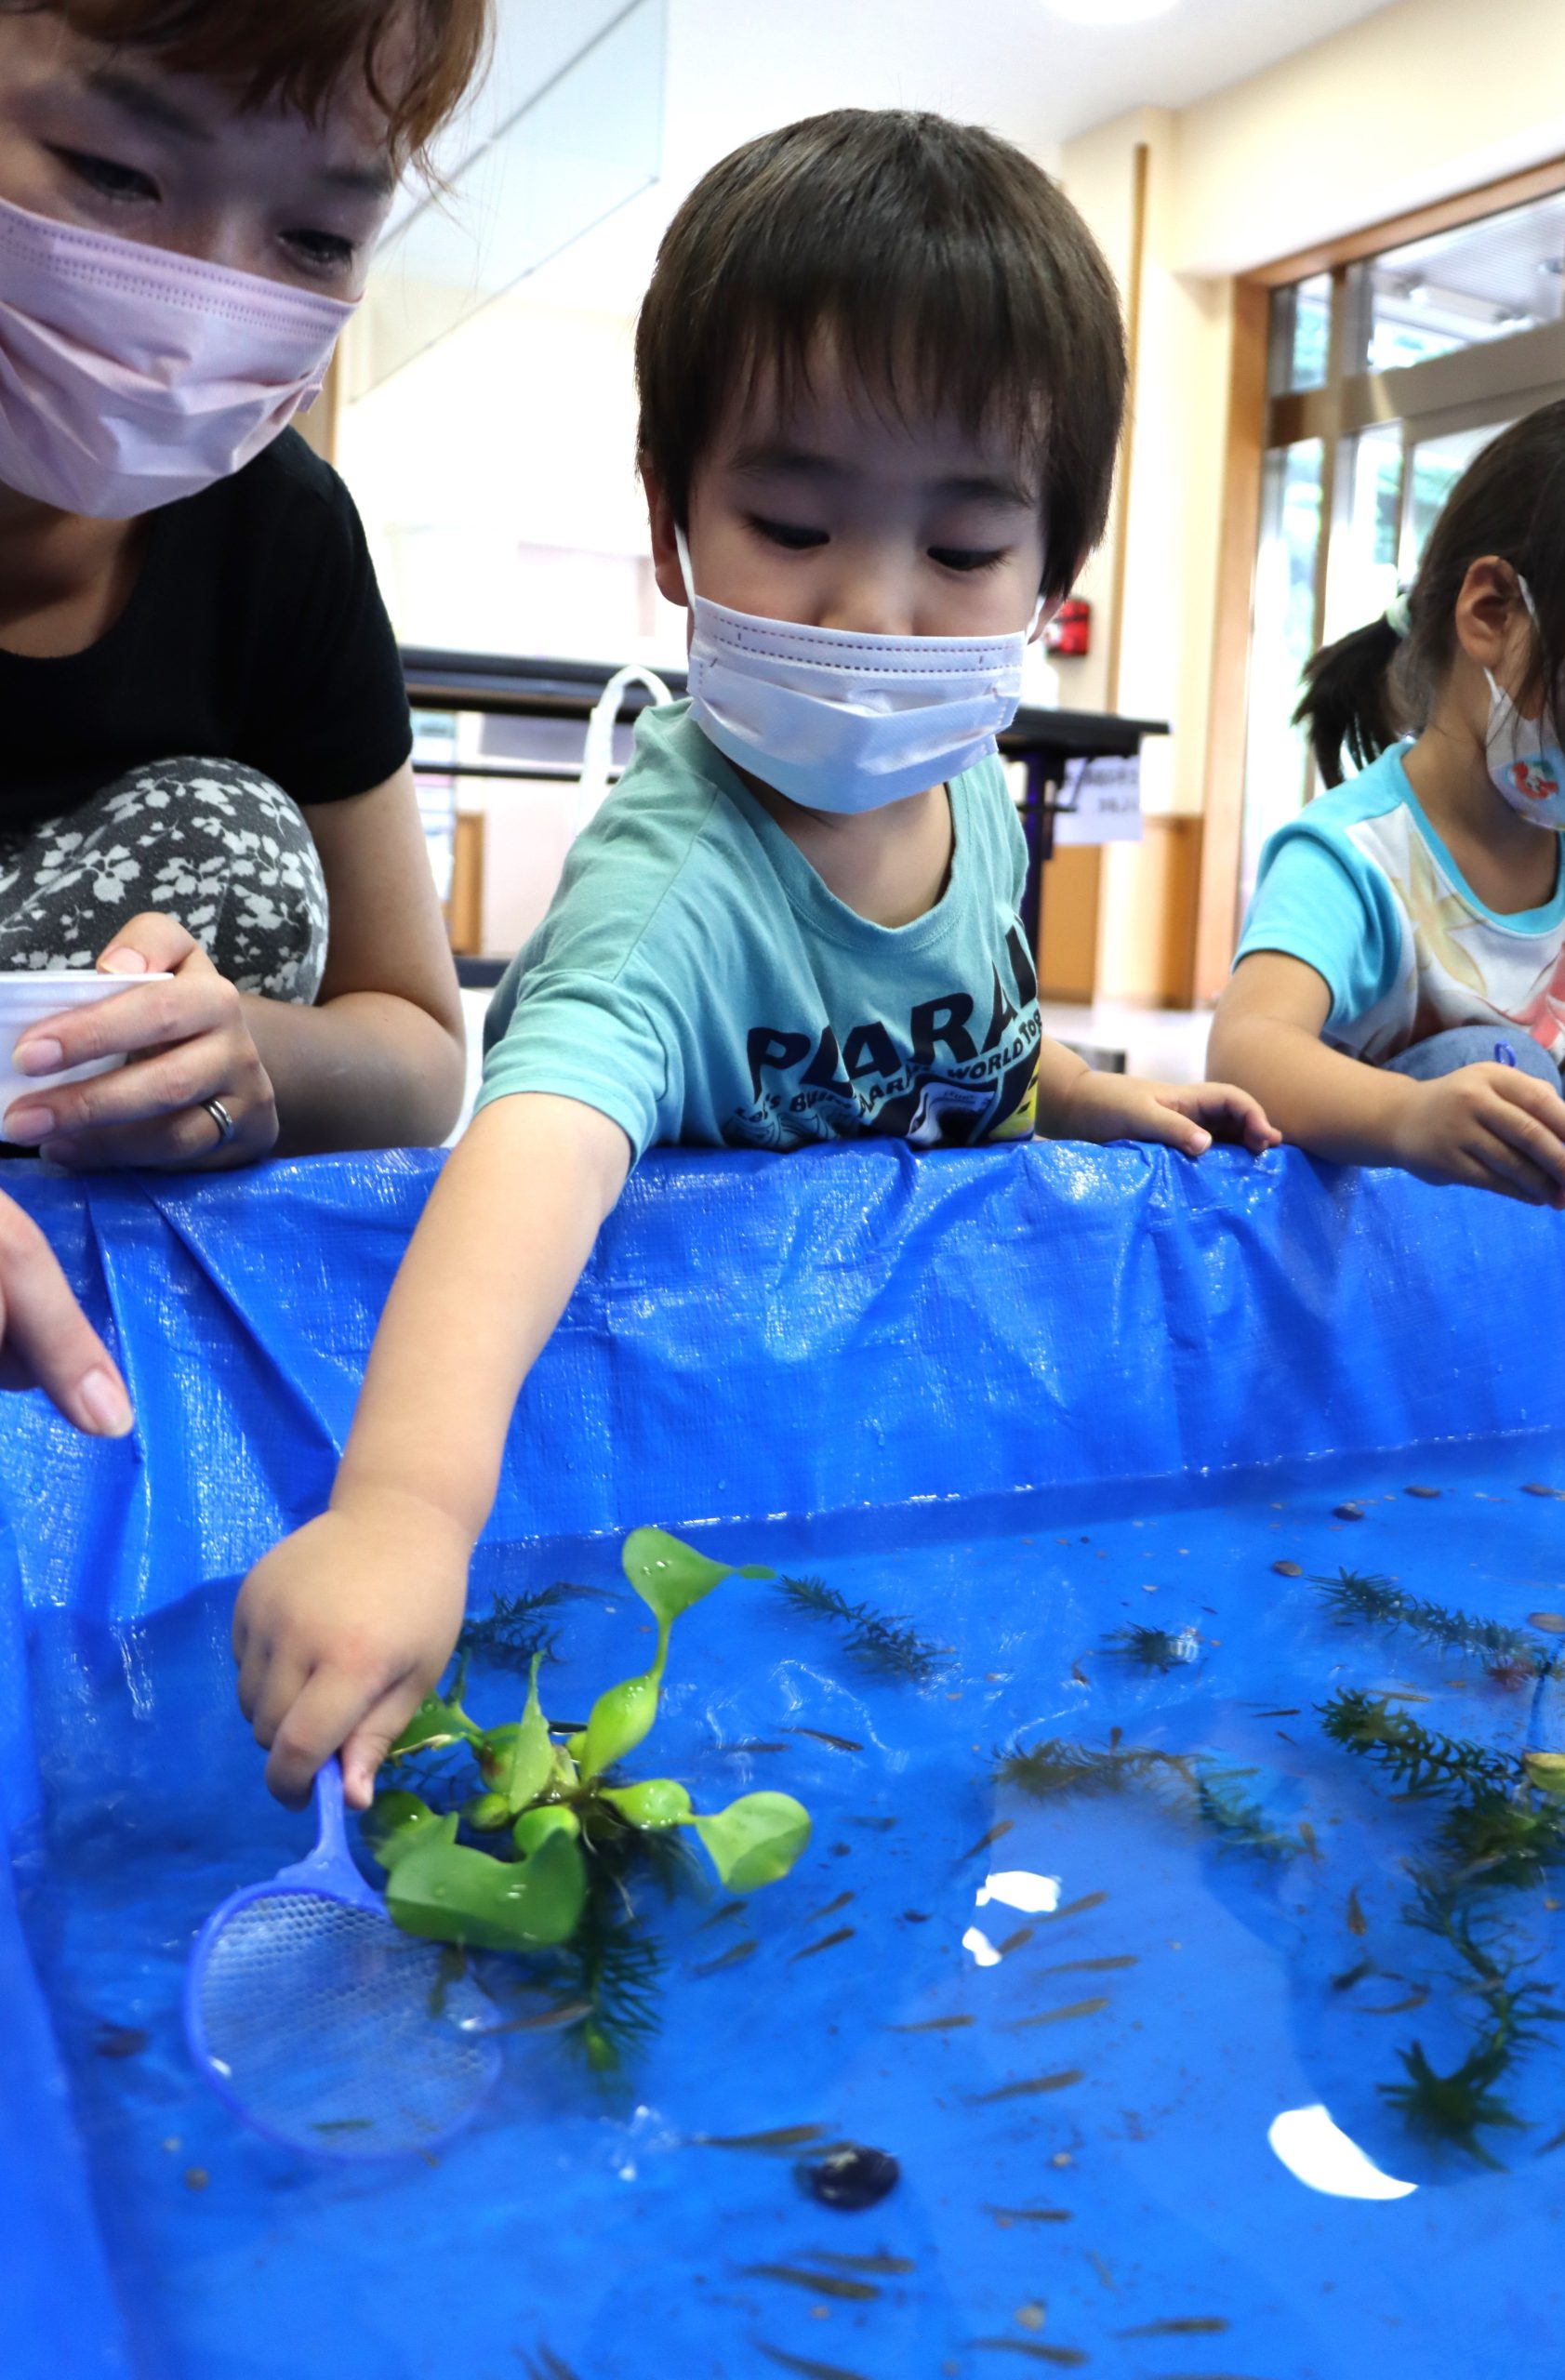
[0,192,358,519]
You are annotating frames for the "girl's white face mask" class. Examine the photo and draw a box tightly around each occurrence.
[678,529,1039,814]
[1485,576,1565,830]
[0,192,357,520]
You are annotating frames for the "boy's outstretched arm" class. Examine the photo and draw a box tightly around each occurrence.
[1211,952,1565,1206]
[233,1093,632,1809]
[1031,1030,1280,1158]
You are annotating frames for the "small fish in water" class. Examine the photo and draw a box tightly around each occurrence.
[1045,1892,1108,1923]
[1362,1986,1430,2016]
[968,2343,1088,2367]
[693,1940,759,1979]
[1271,1560,1303,1578]
[1298,1820,1321,1862]
[889,2013,974,2032]
[743,2265,880,2303]
[958,1820,1015,1864]
[1523,1482,1561,1498]
[1069,1661,1090,1686]
[1530,1612,1565,1635]
[426,1942,469,2021]
[697,1898,749,1932]
[807,2251,917,2276]
[311,2118,374,2135]
[1346,1885,1369,1937]
[1039,1955,1137,1977]
[91,2023,150,2060]
[902,1910,931,1924]
[804,1891,855,1925]
[995,1927,1035,1958]
[721,1740,789,1755]
[755,2346,872,2380]
[1536,2125,1565,2157]
[798,2144,900,2211]
[1333,1502,1365,1521]
[969,2069,1084,2104]
[982,2204,1072,2225]
[1331,1958,1374,1991]
[1007,1997,1110,2030]
[1405,1485,1441,1500]
[697,2122,829,2154]
[477,1999,593,2037]
[785,1726,863,1753]
[519,2347,580,2380]
[791,1927,855,1963]
[1116,2317,1229,2337]
[1255,1706,1302,1718]
[847,1815,897,1831]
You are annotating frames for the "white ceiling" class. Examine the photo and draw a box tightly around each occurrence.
[394,0,1400,316]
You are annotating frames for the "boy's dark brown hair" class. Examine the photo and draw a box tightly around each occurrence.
[635,108,1127,604]
[1296,399,1565,786]
[15,0,490,171]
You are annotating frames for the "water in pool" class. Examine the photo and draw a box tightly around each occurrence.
[16,1435,1565,2380]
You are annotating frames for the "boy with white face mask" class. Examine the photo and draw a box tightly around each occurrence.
[236,109,1279,1811]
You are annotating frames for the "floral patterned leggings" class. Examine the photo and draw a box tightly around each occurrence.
[0,759,329,1001]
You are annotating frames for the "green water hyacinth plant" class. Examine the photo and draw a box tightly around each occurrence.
[367,1528,814,1959]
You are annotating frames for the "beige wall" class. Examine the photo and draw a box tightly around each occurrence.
[1060,0,1565,1004]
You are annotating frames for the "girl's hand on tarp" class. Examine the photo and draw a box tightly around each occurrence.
[1059,1070,1282,1160]
[0,1190,134,1435]
[6,917,277,1172]
[233,1493,471,1811]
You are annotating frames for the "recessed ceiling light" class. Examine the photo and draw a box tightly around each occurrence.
[1042,0,1181,21]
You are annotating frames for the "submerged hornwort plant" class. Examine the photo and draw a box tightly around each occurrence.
[776,1574,949,1686]
[456,1583,589,1675]
[368,1529,813,2068]
[1103,1622,1200,1674]
[1317,1689,1520,1798]
[995,1731,1310,1860]
[1312,1568,1547,1679]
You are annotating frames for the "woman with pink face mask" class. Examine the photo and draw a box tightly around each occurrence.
[0,0,490,1440]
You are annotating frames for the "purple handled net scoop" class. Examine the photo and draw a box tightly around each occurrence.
[185,1757,500,2160]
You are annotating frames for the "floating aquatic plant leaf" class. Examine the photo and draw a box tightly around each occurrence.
[512,1805,580,1855]
[599,1777,693,1830]
[490,1653,555,1815]
[695,1792,813,1892]
[1312,1569,1545,1671]
[622,1526,768,1629]
[388,1664,483,1757]
[363,1790,444,1870]
[385,1815,587,1952]
[776,1573,948,1685]
[1318,1689,1519,1796]
[577,1664,665,1780]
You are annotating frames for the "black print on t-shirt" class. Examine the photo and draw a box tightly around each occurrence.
[722,920,1042,1152]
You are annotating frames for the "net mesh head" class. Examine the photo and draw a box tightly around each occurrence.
[192,1886,498,2159]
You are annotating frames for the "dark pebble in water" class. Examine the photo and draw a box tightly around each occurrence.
[1333,1503,1365,1521]
[798,2145,900,2211]
[1271,1560,1303,1578]
[92,2023,150,2060]
[1404,1485,1440,1500]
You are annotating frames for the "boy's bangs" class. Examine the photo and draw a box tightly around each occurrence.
[35,0,489,167]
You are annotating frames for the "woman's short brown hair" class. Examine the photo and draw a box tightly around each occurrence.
[23,0,491,172]
[635,109,1127,603]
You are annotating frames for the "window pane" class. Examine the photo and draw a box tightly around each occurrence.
[1240,440,1323,913]
[1355,189,1565,373]
[1268,271,1332,394]
[1403,419,1512,575]
[1324,423,1404,646]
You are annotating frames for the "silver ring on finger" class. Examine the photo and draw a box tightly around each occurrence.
[203,1097,237,1149]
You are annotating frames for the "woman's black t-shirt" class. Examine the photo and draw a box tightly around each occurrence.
[0,430,412,835]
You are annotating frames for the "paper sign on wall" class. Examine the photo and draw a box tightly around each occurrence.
[1052,753,1143,846]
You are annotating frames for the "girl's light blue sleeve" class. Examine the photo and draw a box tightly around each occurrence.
[1233,823,1401,1027]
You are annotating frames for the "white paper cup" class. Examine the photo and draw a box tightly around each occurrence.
[0,972,174,1135]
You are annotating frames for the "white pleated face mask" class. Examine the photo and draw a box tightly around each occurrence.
[1485,578,1565,829]
[678,529,1039,814]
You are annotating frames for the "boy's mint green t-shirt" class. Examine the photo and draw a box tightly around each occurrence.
[479,702,1043,1158]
